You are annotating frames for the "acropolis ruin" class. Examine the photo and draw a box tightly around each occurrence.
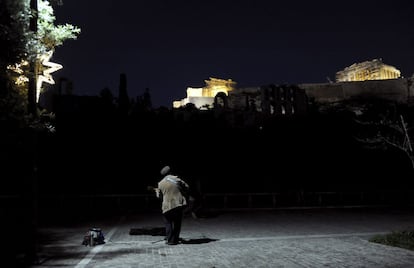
[335,59,401,82]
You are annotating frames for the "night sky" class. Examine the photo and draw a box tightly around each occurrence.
[53,0,414,108]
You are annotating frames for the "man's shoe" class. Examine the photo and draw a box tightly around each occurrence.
[166,242,178,245]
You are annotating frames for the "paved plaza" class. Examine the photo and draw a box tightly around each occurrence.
[31,207,414,267]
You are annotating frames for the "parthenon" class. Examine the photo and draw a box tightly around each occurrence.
[335,59,401,82]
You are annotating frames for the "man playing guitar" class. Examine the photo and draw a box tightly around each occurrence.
[148,166,189,245]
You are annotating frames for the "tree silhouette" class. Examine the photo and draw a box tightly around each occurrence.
[118,73,130,116]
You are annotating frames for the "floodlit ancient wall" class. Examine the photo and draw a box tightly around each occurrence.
[300,78,414,103]
[173,77,236,108]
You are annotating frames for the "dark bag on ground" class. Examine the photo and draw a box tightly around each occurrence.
[82,228,105,246]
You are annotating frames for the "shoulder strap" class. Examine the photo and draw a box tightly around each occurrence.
[166,177,178,184]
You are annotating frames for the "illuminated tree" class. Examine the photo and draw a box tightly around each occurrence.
[36,0,80,52]
[0,0,80,125]
[0,0,32,125]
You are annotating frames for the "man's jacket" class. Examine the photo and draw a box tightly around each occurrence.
[157,175,189,213]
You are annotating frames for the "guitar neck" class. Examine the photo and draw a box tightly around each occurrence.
[147,186,158,191]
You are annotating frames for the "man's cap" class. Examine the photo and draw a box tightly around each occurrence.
[160,166,170,176]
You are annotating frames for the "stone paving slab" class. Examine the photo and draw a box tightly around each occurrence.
[31,208,414,267]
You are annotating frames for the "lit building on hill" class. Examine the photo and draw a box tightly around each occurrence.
[173,60,413,111]
[173,77,236,109]
[335,59,401,82]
